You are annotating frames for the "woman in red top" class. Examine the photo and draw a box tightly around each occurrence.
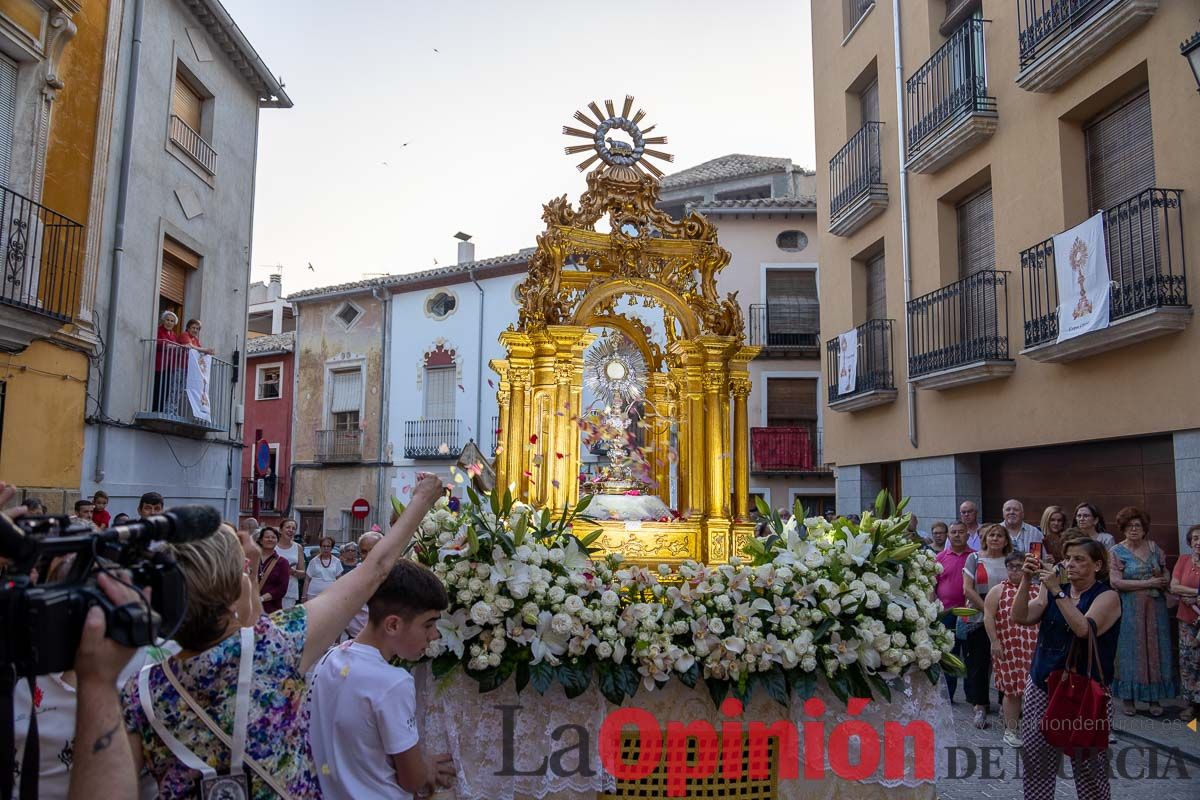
[1171,523,1200,723]
[255,526,292,614]
[179,318,216,355]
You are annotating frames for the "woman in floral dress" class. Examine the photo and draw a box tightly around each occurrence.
[121,475,443,799]
[984,551,1040,747]
[1109,506,1178,715]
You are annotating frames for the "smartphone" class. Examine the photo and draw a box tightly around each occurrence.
[1030,541,1042,560]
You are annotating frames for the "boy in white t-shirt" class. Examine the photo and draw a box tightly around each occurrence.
[309,559,455,799]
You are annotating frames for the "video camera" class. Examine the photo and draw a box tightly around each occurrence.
[0,504,220,677]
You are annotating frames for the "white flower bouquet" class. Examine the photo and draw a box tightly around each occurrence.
[409,489,964,707]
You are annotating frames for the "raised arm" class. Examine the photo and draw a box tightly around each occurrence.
[1038,565,1121,638]
[300,475,442,671]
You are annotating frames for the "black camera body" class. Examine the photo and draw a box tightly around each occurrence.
[0,506,217,677]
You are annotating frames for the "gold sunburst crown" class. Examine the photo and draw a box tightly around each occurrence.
[562,95,674,179]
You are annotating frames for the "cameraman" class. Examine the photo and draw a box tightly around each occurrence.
[67,572,144,800]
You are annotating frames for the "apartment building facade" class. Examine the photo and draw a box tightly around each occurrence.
[82,0,290,517]
[812,0,1199,552]
[659,155,834,515]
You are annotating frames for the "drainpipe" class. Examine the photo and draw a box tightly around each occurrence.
[93,0,145,483]
[467,267,485,447]
[372,287,392,523]
[891,0,917,448]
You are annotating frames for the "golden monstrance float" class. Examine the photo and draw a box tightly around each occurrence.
[490,95,760,567]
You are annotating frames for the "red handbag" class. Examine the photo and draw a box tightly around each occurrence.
[1041,621,1110,754]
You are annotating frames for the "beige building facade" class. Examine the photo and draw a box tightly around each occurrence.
[812,0,1200,552]
[660,155,834,515]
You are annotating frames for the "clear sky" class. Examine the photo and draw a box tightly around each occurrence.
[221,0,816,293]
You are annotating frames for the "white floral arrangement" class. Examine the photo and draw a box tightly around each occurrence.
[406,490,964,707]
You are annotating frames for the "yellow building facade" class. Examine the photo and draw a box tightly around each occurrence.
[0,0,114,510]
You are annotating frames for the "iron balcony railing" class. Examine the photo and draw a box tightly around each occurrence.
[1020,188,1187,348]
[826,319,895,403]
[908,270,1011,378]
[316,429,363,462]
[239,475,287,513]
[829,122,884,223]
[749,302,820,351]
[137,339,233,433]
[405,419,465,459]
[490,415,500,457]
[906,17,995,158]
[0,186,84,322]
[169,114,217,174]
[1017,0,1114,70]
[750,426,832,474]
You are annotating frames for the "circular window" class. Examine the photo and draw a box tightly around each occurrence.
[776,230,809,252]
[425,291,457,319]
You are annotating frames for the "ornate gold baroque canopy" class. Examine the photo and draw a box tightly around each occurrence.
[491,96,759,566]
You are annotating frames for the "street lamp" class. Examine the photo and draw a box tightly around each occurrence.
[1183,26,1200,94]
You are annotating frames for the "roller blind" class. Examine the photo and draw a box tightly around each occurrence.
[159,257,187,304]
[957,187,995,277]
[860,79,879,125]
[172,73,203,131]
[330,369,363,414]
[423,366,456,419]
[866,253,886,321]
[766,378,817,421]
[765,269,819,334]
[1085,89,1154,214]
[0,55,16,186]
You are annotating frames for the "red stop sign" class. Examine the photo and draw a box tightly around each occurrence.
[351,498,371,519]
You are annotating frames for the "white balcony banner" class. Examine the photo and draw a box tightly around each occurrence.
[1054,212,1110,343]
[837,328,858,395]
[186,349,213,422]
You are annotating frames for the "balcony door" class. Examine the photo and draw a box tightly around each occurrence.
[0,54,15,186]
[1085,89,1155,315]
[859,79,879,126]
[423,365,455,420]
[865,253,886,322]
[956,186,998,357]
[767,377,818,470]
[765,269,819,347]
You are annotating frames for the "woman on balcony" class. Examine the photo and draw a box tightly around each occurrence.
[1039,505,1068,563]
[1109,506,1177,716]
[153,311,184,413]
[961,524,1012,729]
[178,318,216,356]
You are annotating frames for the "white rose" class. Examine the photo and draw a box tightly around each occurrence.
[800,655,817,672]
[487,652,502,667]
[597,641,614,659]
[475,564,490,579]
[551,612,573,635]
[864,591,881,609]
[468,578,483,593]
[886,603,904,622]
[496,597,514,612]
[547,548,565,564]
[601,590,620,607]
[563,594,585,614]
[454,561,471,575]
[708,618,726,635]
[470,601,493,626]
[903,606,919,622]
[515,545,532,561]
[548,586,566,604]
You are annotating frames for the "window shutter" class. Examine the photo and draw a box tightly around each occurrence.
[1085,89,1154,214]
[159,258,187,305]
[766,378,817,422]
[956,187,995,277]
[172,73,203,131]
[163,237,201,268]
[423,366,456,419]
[765,270,819,337]
[866,253,887,321]
[330,370,363,413]
[0,55,16,186]
[860,79,879,125]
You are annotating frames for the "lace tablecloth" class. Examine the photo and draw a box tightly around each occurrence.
[415,665,953,800]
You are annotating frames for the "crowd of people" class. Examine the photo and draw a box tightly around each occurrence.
[922,497,1200,799]
[8,483,1200,800]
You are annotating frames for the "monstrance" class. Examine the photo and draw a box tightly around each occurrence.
[582,335,649,495]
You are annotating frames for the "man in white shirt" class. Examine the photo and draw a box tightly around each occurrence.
[310,559,455,799]
[943,501,984,551]
[1000,498,1042,553]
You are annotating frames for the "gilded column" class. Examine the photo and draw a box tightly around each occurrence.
[506,365,531,499]
[730,374,751,521]
[702,367,728,518]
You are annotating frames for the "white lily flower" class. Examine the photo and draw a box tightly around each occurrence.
[436,608,482,658]
[841,530,874,566]
[530,611,568,665]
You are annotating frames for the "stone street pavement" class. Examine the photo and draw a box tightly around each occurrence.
[933,691,1200,800]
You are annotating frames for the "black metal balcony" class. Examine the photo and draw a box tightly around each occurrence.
[825,319,896,410]
[0,186,84,322]
[135,339,233,435]
[316,429,363,462]
[908,270,1013,387]
[405,418,465,459]
[749,303,820,355]
[906,17,996,171]
[1015,0,1156,91]
[239,476,286,514]
[829,122,886,236]
[1020,188,1187,354]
